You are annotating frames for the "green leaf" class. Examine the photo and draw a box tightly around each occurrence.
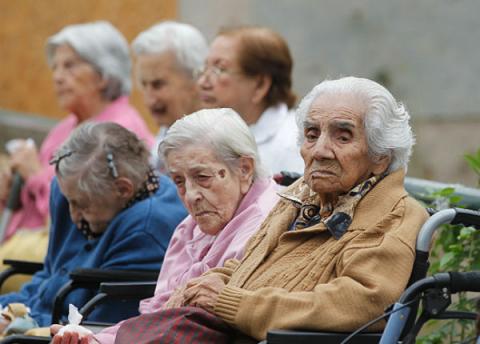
[438,187,455,197]
[439,251,455,269]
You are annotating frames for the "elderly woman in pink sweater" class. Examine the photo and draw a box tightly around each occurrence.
[52,108,279,344]
[0,21,153,265]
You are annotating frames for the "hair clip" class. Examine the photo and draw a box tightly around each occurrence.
[49,150,74,170]
[106,152,119,178]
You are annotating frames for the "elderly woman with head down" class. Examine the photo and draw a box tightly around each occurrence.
[51,108,279,344]
[0,122,185,336]
[0,21,154,281]
[56,76,428,344]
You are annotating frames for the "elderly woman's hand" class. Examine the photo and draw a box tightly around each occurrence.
[51,324,98,344]
[182,274,226,313]
[163,285,187,309]
[10,141,42,180]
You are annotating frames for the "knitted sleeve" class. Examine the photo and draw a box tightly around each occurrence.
[203,259,240,284]
[213,231,417,340]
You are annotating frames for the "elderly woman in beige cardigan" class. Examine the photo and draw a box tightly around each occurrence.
[179,76,428,339]
[53,76,428,343]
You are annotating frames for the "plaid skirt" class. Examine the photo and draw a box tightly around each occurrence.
[115,307,232,344]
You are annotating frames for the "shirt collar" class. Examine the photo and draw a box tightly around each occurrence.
[249,103,289,145]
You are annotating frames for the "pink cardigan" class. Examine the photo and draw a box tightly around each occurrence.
[94,178,279,344]
[4,97,154,240]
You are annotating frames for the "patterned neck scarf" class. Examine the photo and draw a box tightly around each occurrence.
[77,169,160,240]
[283,173,385,239]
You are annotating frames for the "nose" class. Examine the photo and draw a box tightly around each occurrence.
[184,180,203,205]
[197,72,211,90]
[69,204,81,224]
[52,66,65,86]
[312,134,335,161]
[143,85,159,107]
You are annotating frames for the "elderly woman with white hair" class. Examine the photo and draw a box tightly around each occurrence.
[61,76,429,343]
[0,122,185,336]
[51,108,279,344]
[0,21,154,278]
[131,21,208,170]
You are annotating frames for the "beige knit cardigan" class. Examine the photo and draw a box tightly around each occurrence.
[210,169,428,340]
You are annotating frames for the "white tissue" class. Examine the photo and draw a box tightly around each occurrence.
[5,138,35,155]
[57,304,93,338]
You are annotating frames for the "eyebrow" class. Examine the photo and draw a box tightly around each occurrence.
[303,119,355,130]
[332,121,355,130]
[303,120,318,129]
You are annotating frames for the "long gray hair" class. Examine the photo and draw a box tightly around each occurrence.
[159,108,267,180]
[46,21,131,100]
[296,77,414,173]
[53,122,150,198]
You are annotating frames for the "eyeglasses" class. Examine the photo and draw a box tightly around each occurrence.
[49,150,119,179]
[194,65,241,81]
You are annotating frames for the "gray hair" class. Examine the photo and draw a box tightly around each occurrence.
[53,122,150,198]
[296,76,414,173]
[159,108,267,179]
[46,21,131,100]
[132,21,208,78]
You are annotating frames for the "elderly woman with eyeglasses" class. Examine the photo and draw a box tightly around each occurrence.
[51,108,279,344]
[0,122,186,336]
[197,26,304,175]
[0,22,154,276]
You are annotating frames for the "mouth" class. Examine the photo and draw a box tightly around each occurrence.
[194,210,215,217]
[150,105,167,117]
[311,169,337,178]
[199,94,217,105]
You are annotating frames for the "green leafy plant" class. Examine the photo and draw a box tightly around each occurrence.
[417,151,480,343]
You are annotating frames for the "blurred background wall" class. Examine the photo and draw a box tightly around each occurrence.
[1,0,479,186]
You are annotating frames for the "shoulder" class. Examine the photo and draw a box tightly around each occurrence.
[118,175,186,233]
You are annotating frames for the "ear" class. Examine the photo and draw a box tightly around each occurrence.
[238,156,255,195]
[97,74,109,93]
[113,177,135,200]
[251,74,272,105]
[372,155,391,175]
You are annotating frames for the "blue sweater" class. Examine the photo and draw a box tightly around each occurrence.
[0,175,187,326]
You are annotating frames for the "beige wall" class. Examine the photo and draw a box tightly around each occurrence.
[0,0,177,130]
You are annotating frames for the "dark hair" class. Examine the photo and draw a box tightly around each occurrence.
[218,26,296,109]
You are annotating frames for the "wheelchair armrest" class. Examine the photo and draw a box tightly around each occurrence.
[52,269,159,324]
[69,268,158,285]
[99,281,156,298]
[266,329,382,344]
[0,335,50,343]
[0,259,44,288]
[79,281,157,320]
[2,259,44,273]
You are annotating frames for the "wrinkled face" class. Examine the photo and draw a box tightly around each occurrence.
[166,145,250,235]
[197,35,258,117]
[58,176,124,234]
[51,44,105,115]
[301,93,389,199]
[136,52,199,127]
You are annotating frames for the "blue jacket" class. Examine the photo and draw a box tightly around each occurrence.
[0,175,187,326]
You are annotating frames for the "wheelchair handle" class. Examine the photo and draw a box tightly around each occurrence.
[416,208,480,253]
[399,271,480,304]
[449,271,480,293]
[5,172,23,211]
